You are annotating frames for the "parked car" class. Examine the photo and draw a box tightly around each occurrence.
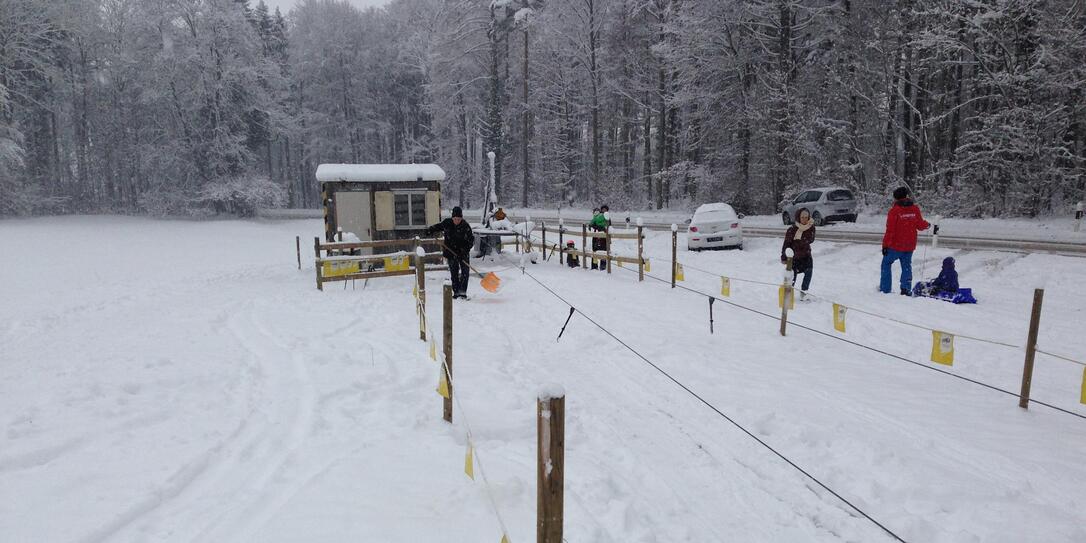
[780,187,858,225]
[687,203,743,251]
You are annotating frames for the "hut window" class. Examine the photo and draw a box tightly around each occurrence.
[394,192,427,228]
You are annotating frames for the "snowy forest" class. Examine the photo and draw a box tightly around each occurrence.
[1,0,1084,217]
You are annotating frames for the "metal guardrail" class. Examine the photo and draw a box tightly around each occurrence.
[516,216,1086,257]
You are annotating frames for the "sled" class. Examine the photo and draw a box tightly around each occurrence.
[912,283,977,304]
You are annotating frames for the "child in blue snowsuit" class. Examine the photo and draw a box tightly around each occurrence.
[915,257,959,296]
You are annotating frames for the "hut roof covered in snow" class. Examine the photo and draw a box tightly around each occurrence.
[315,164,446,183]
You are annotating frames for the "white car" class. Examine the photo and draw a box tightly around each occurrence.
[687,203,743,251]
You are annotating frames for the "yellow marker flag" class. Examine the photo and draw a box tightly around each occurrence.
[501,536,509,543]
[720,277,731,297]
[833,304,847,333]
[778,286,795,310]
[437,372,450,398]
[1080,367,1085,405]
[675,263,685,281]
[644,259,651,272]
[931,331,954,366]
[429,340,437,361]
[464,444,475,480]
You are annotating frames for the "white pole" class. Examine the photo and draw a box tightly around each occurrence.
[484,151,496,227]
[931,215,941,249]
[1075,202,1083,233]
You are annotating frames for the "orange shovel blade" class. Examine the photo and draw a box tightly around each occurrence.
[480,272,501,293]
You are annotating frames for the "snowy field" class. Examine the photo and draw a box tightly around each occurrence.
[2,216,1086,542]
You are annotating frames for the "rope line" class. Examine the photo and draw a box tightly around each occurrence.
[526,230,1084,418]
[557,228,1019,350]
[619,265,1086,422]
[1035,348,1086,368]
[513,266,908,543]
[416,287,513,541]
[637,244,1024,350]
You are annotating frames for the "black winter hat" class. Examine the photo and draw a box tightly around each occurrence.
[451,206,463,218]
[893,186,910,200]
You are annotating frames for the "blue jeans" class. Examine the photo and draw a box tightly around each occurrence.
[880,250,913,293]
[792,257,813,291]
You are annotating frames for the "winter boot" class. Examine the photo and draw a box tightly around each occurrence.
[799,291,809,302]
[900,287,911,296]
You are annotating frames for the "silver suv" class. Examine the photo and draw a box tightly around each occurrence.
[780,187,858,225]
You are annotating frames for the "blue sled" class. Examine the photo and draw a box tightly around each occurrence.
[912,283,977,304]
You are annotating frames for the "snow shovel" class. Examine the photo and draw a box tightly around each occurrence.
[480,271,501,293]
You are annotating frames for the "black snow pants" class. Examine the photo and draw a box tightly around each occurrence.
[447,256,471,295]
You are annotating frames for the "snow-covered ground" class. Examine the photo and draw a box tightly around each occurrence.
[2,216,1085,542]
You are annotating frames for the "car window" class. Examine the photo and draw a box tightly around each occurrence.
[827,189,854,202]
[800,191,822,203]
[695,209,737,222]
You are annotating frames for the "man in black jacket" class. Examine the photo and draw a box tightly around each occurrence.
[425,206,475,298]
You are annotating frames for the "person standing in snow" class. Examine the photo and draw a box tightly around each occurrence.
[425,206,475,299]
[590,205,611,270]
[880,186,930,295]
[781,207,816,301]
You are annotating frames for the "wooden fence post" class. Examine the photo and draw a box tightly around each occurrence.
[314,237,323,291]
[538,389,565,543]
[415,243,426,342]
[780,256,794,336]
[670,224,678,288]
[637,221,644,282]
[296,235,301,270]
[542,222,547,260]
[605,226,612,274]
[443,282,454,422]
[581,224,588,269]
[1019,288,1045,409]
[526,215,532,253]
[559,221,565,265]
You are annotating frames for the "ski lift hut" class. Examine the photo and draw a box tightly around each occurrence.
[316,164,445,248]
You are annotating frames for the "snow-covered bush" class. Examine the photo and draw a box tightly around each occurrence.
[197,176,286,217]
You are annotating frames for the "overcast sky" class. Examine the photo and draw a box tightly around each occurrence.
[262,0,392,15]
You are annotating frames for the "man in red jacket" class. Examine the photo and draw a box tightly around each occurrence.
[880,186,930,295]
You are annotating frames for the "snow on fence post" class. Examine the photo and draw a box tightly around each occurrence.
[296,236,301,270]
[671,224,678,289]
[537,386,565,543]
[314,237,323,291]
[1019,289,1045,409]
[1075,202,1083,233]
[931,216,942,249]
[415,242,426,342]
[780,251,795,336]
[637,218,645,282]
[443,281,454,423]
[581,224,588,269]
